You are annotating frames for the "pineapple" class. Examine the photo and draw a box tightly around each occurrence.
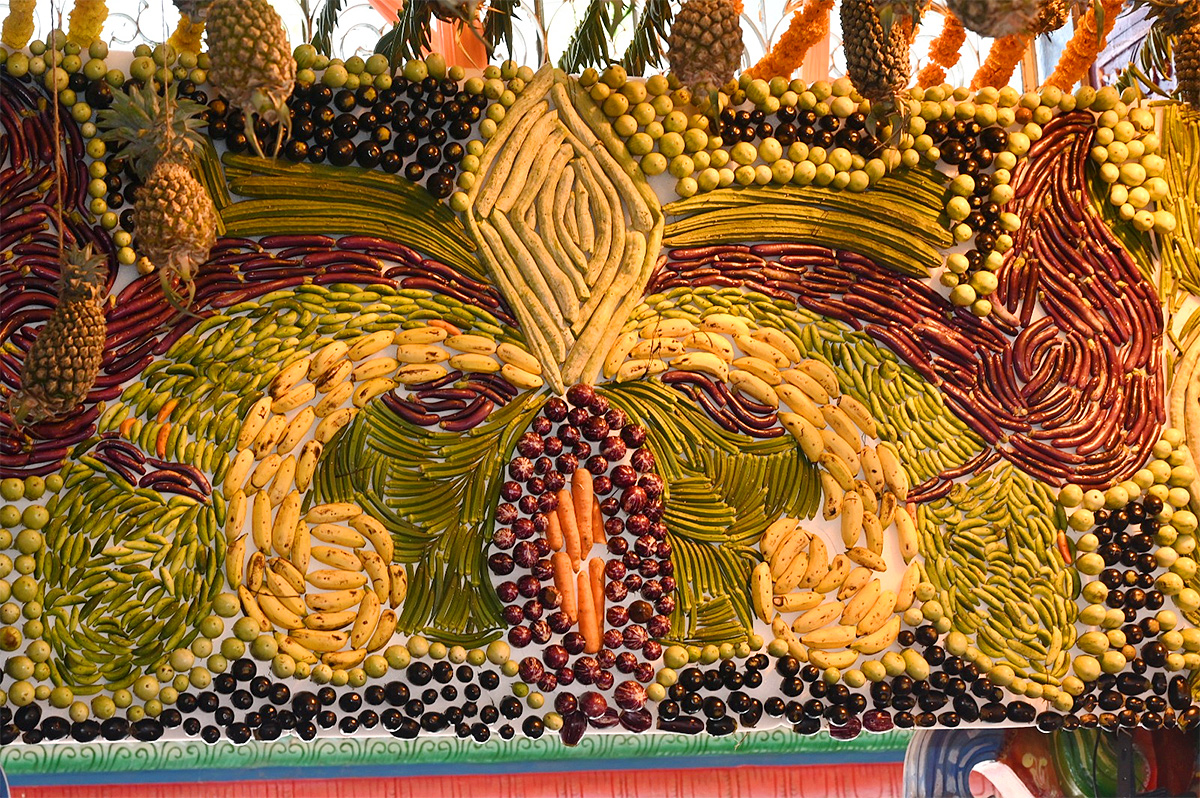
[1029,0,1072,35]
[1131,0,1200,105]
[9,247,108,426]
[205,0,296,157]
[946,0,1040,37]
[666,0,745,95]
[841,0,918,102]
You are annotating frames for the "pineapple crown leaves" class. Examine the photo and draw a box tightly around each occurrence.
[1131,0,1200,25]
[97,81,207,181]
[59,244,110,300]
[875,0,925,43]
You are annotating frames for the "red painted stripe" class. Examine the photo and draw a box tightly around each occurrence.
[9,763,904,798]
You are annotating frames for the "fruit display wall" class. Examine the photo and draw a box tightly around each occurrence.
[3,1,1200,757]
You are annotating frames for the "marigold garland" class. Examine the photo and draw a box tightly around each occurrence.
[747,0,836,80]
[970,32,1032,88]
[1045,0,1125,90]
[1,0,36,49]
[168,13,206,55]
[67,0,108,47]
[917,11,966,86]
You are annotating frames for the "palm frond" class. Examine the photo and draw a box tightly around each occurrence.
[312,0,345,57]
[558,0,621,74]
[484,0,520,58]
[1114,24,1177,96]
[375,0,435,67]
[621,0,672,76]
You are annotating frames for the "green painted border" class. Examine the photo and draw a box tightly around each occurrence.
[0,729,910,776]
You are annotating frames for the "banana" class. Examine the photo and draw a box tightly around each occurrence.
[289,628,349,653]
[278,635,318,664]
[272,491,302,557]
[781,369,830,404]
[640,318,696,338]
[821,404,861,449]
[309,341,349,377]
[814,554,851,595]
[236,397,273,451]
[852,615,901,654]
[734,334,789,368]
[245,551,266,592]
[266,586,308,620]
[394,326,447,346]
[809,649,859,669]
[772,591,824,613]
[773,551,810,594]
[358,550,390,602]
[394,363,450,386]
[223,448,255,496]
[752,326,802,363]
[729,369,779,408]
[841,578,882,627]
[251,490,272,551]
[353,377,399,408]
[863,510,884,556]
[856,590,897,635]
[629,337,686,360]
[258,592,306,630]
[838,566,873,601]
[264,566,301,599]
[840,490,863,548]
[225,535,247,590]
[838,394,877,438]
[670,351,729,381]
[731,355,783,386]
[846,546,887,572]
[322,649,367,668]
[820,471,844,520]
[349,513,394,564]
[267,457,297,506]
[314,381,354,417]
[314,359,353,393]
[877,442,909,500]
[798,534,830,589]
[856,481,879,514]
[311,523,366,548]
[347,330,395,361]
[314,407,356,443]
[311,545,362,572]
[894,561,920,612]
[352,356,401,381]
[449,353,501,374]
[238,586,271,632]
[700,312,751,336]
[616,358,668,382]
[792,601,842,634]
[878,492,897,529]
[294,441,322,492]
[769,527,809,578]
[501,363,544,390]
[350,591,381,648]
[602,331,639,378]
[760,517,799,560]
[305,588,365,612]
[860,446,886,494]
[801,624,857,650]
[751,561,774,623]
[895,504,919,563]
[252,415,288,458]
[496,342,542,375]
[224,489,247,544]
[269,358,311,400]
[445,334,497,355]
[780,413,824,462]
[306,569,368,590]
[278,408,315,455]
[270,557,307,594]
[684,331,735,362]
[248,453,282,492]
[796,359,840,397]
[366,609,397,652]
[819,452,857,492]
[272,382,316,414]
[396,343,449,364]
[388,564,408,607]
[820,429,861,475]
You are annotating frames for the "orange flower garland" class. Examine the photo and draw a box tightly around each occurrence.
[747,0,836,80]
[916,11,966,87]
[971,32,1033,89]
[1045,0,1125,90]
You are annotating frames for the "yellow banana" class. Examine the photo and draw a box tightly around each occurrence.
[289,628,349,653]
[353,377,398,408]
[814,554,851,595]
[314,407,356,443]
[780,412,824,462]
[772,591,824,613]
[347,330,394,361]
[729,369,779,408]
[258,592,306,630]
[760,517,799,560]
[310,545,362,572]
[863,510,884,556]
[602,331,639,378]
[357,550,390,602]
[734,334,789,368]
[846,546,887,571]
[781,369,829,404]
[752,326,802,363]
[878,492,897,529]
[684,331,735,362]
[775,383,824,428]
[366,609,397,652]
[245,551,266,592]
[820,471,844,520]
[773,551,810,594]
[501,363,544,390]
[272,382,316,414]
[616,358,668,382]
[449,353,501,374]
[838,394,877,438]
[238,586,271,632]
[314,359,352,393]
[852,615,901,654]
[252,415,288,458]
[294,441,322,492]
[267,456,297,506]
[311,523,366,548]
[272,491,302,557]
[796,359,840,397]
[268,358,311,400]
[306,569,368,590]
[445,334,497,355]
[223,448,255,498]
[731,356,783,386]
[350,592,381,649]
[394,326,447,345]
[895,504,919,563]
[396,343,450,364]
[225,535,247,590]
[322,649,367,668]
[801,624,857,650]
[894,561,921,612]
[236,397,273,451]
[860,445,886,494]
[248,453,282,492]
[224,489,247,544]
[820,429,861,475]
[251,490,272,551]
[630,337,686,360]
[769,527,809,578]
[856,590,897,635]
[809,649,859,669]
[314,381,354,417]
[309,341,349,377]
[352,356,401,381]
[640,318,697,338]
[820,452,857,492]
[496,342,542,375]
[304,609,358,630]
[798,534,830,589]
[838,566,873,601]
[841,490,863,548]
[700,312,751,336]
[270,557,307,594]
[350,513,395,564]
[792,602,842,634]
[278,635,319,664]
[305,589,366,612]
[388,565,409,607]
[856,481,879,514]
[395,363,450,386]
[877,442,910,500]
[821,404,861,449]
[670,351,729,381]
[841,578,882,627]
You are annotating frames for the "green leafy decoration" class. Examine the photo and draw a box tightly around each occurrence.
[484,0,520,58]
[311,393,546,646]
[312,0,345,57]
[621,0,672,76]
[558,0,623,74]
[375,0,434,67]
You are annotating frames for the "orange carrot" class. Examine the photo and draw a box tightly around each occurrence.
[591,498,605,545]
[427,319,462,336]
[119,418,136,438]
[155,423,171,458]
[588,557,605,643]
[577,569,601,654]
[552,551,577,623]
[156,398,178,423]
[556,488,581,570]
[572,469,594,560]
[547,507,564,551]
[1056,529,1073,565]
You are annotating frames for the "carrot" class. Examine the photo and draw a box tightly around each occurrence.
[556,488,581,570]
[552,551,577,623]
[156,398,178,423]
[577,568,601,654]
[427,319,462,336]
[119,417,136,438]
[588,556,605,643]
[547,507,564,551]
[591,498,605,545]
[1056,529,1073,565]
[155,423,171,458]
[572,469,594,559]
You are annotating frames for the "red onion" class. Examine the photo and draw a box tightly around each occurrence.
[496,504,518,524]
[554,453,578,473]
[513,542,538,568]
[518,575,541,598]
[500,481,522,501]
[656,595,676,615]
[537,672,558,692]
[503,605,525,625]
[585,455,609,475]
[604,408,627,429]
[495,581,519,602]
[639,559,660,578]
[593,475,613,495]
[492,528,516,549]
[543,471,566,492]
[611,465,637,488]
[518,657,544,682]
[641,580,664,601]
[607,535,628,554]
[565,384,595,407]
[621,486,648,514]
[508,457,534,480]
[534,456,553,475]
[554,693,578,714]
[518,493,538,515]
[574,657,601,684]
[604,560,627,581]
[600,436,626,461]
[555,667,575,685]
[603,629,623,649]
[543,436,563,456]
[641,641,663,661]
[543,644,569,669]
[605,580,628,602]
[563,632,586,655]
[573,441,593,459]
[600,497,621,516]
[522,600,543,621]
[526,476,546,496]
[531,416,552,435]
[547,611,571,634]
[530,620,552,643]
[539,586,561,609]
[631,449,656,473]
[647,615,671,639]
[533,539,551,557]
[634,662,656,683]
[621,424,647,447]
[531,560,553,580]
[537,492,560,514]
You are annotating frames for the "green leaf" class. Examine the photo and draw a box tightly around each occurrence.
[312,0,345,57]
[375,0,434,67]
[559,0,624,74]
[484,0,520,58]
[620,0,672,76]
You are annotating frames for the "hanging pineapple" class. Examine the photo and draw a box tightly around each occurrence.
[9,246,109,426]
[841,0,921,102]
[666,0,745,94]
[1029,0,1073,35]
[1130,0,1200,105]
[98,82,217,311]
[205,0,296,157]
[946,0,1040,37]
